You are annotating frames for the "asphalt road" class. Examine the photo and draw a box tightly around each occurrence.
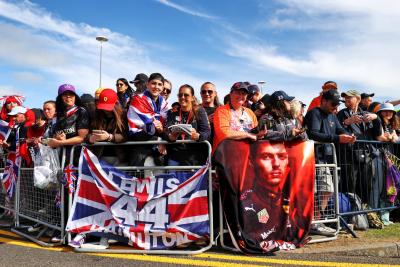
[0,229,399,267]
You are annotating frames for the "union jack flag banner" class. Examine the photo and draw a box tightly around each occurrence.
[0,119,11,141]
[127,91,168,135]
[1,128,21,199]
[66,147,210,249]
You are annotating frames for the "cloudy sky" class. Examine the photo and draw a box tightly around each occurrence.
[0,0,399,108]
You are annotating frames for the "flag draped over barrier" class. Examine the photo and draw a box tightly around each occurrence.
[66,147,210,249]
[1,128,21,199]
[214,140,315,254]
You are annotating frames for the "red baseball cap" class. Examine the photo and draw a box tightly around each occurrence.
[97,89,118,111]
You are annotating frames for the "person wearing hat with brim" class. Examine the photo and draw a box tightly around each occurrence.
[47,84,90,149]
[360,92,375,111]
[213,82,259,152]
[304,88,356,237]
[307,81,338,112]
[129,73,148,94]
[373,103,399,143]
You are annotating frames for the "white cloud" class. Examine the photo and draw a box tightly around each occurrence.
[0,0,208,106]
[12,71,44,83]
[156,0,218,20]
[222,0,400,98]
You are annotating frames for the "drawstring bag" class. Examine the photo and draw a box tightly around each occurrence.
[33,144,61,189]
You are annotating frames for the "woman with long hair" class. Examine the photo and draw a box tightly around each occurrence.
[256,90,306,141]
[86,89,128,164]
[165,84,210,166]
[48,84,89,149]
[116,78,134,109]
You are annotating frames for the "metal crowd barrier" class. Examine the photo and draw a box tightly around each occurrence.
[68,140,214,255]
[0,149,16,227]
[336,140,400,236]
[218,142,340,251]
[11,148,66,247]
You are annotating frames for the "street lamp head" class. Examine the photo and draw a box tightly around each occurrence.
[96,36,108,42]
[258,81,266,85]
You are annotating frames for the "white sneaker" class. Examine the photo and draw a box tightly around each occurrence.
[50,232,62,243]
[69,234,86,248]
[310,223,336,237]
[99,237,109,248]
[27,223,42,233]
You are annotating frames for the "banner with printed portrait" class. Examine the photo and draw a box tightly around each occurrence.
[214,140,315,254]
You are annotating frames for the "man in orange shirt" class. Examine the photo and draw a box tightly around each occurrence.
[307,81,338,112]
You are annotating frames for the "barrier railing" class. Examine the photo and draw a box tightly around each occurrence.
[4,138,398,251]
[11,148,66,246]
[67,140,214,255]
[336,140,400,236]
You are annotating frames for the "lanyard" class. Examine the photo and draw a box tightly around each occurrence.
[179,109,193,139]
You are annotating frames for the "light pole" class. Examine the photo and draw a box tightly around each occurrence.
[258,81,266,94]
[96,36,108,88]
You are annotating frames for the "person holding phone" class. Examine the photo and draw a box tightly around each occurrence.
[85,89,128,165]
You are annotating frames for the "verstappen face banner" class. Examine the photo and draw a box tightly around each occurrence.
[66,147,210,249]
[214,140,315,254]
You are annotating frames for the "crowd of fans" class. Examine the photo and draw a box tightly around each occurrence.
[1,72,399,243]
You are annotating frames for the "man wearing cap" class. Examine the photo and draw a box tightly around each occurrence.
[129,73,148,94]
[337,90,378,203]
[337,90,377,140]
[213,82,259,152]
[304,89,355,236]
[246,84,262,111]
[307,81,338,112]
[360,93,374,111]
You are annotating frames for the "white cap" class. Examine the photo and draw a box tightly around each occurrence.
[8,106,27,116]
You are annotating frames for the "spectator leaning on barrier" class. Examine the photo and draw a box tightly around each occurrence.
[337,90,379,204]
[360,92,374,111]
[116,78,134,109]
[87,89,128,165]
[165,84,210,166]
[304,89,355,237]
[42,100,56,138]
[127,72,169,166]
[307,81,338,112]
[373,103,399,143]
[6,106,29,163]
[48,84,90,149]
[213,82,258,152]
[254,91,307,142]
[337,90,378,140]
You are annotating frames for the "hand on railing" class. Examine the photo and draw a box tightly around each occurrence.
[339,134,356,144]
